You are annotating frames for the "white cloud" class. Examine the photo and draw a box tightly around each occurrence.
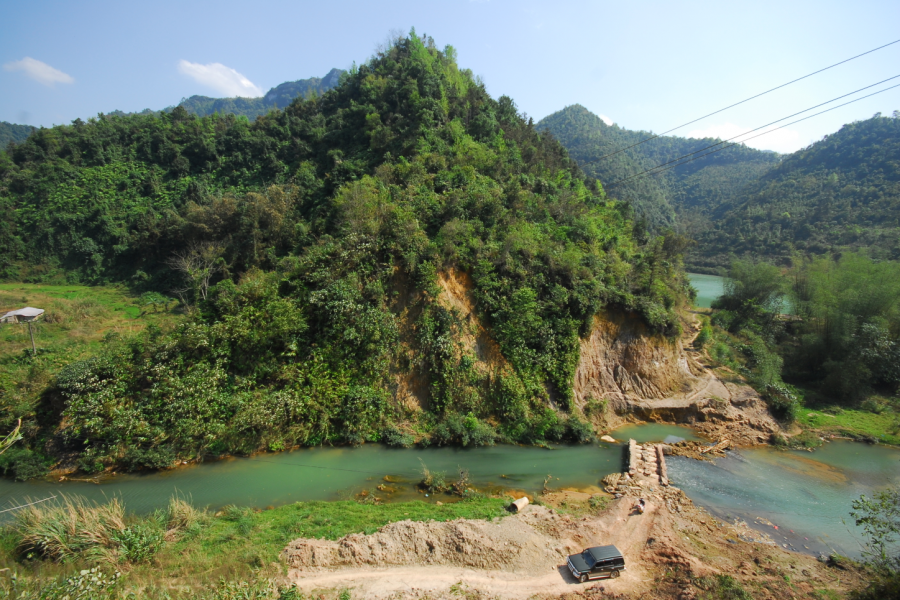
[598,114,613,126]
[686,122,803,154]
[177,60,263,97]
[3,57,74,86]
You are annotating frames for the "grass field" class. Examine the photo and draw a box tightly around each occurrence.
[0,495,510,599]
[0,283,179,358]
[796,401,900,447]
[0,284,183,477]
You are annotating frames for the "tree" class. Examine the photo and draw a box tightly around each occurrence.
[167,241,225,304]
[712,258,785,334]
[851,487,900,599]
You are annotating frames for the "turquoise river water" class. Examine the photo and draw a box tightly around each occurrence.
[687,273,725,308]
[0,423,896,558]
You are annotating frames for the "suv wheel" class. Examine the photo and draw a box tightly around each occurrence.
[579,573,587,583]
[610,570,620,579]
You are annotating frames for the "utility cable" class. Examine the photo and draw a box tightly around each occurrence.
[0,495,57,514]
[605,74,900,186]
[605,80,900,189]
[588,38,900,164]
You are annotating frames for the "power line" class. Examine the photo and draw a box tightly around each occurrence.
[0,495,57,514]
[606,74,900,186]
[606,80,900,189]
[588,38,900,164]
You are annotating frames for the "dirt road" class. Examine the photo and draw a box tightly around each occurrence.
[285,485,860,599]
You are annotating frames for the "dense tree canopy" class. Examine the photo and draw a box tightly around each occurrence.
[536,105,780,233]
[0,33,690,475]
[695,114,900,270]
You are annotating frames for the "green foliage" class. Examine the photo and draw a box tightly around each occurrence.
[851,486,900,599]
[852,487,900,573]
[111,522,164,563]
[0,122,35,148]
[696,114,900,269]
[694,574,753,600]
[381,425,414,448]
[712,258,785,333]
[432,413,496,447]
[176,69,343,120]
[537,105,778,232]
[0,448,49,481]
[787,253,900,401]
[695,323,713,348]
[0,33,691,474]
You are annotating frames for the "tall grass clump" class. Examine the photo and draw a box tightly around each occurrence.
[166,495,208,536]
[15,495,127,563]
[12,495,194,565]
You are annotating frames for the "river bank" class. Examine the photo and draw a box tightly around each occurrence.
[0,482,868,599]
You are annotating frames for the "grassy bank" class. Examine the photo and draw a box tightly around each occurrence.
[795,398,900,447]
[0,494,509,599]
[0,283,181,479]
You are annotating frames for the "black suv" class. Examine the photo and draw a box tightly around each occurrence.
[566,545,625,582]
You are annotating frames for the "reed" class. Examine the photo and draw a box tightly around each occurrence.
[15,495,127,563]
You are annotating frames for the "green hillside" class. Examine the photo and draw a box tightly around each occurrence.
[537,105,780,231]
[177,68,344,119]
[0,121,35,147]
[693,114,900,271]
[541,106,900,272]
[0,33,688,476]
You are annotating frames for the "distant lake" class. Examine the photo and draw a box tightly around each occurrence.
[687,273,724,308]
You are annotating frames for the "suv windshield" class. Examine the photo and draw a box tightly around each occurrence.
[581,551,597,568]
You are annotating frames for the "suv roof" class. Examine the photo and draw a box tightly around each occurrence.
[587,545,623,562]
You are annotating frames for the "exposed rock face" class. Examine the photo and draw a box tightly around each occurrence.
[392,269,780,444]
[573,312,701,412]
[572,310,780,443]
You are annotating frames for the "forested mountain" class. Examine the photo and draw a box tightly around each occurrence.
[541,106,900,272]
[0,121,35,147]
[0,34,689,474]
[693,114,900,271]
[537,105,780,230]
[177,68,344,119]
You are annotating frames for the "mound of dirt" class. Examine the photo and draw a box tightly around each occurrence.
[284,487,864,599]
[283,505,600,574]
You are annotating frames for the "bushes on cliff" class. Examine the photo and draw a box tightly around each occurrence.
[3,32,693,472]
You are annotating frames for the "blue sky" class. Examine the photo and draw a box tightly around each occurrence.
[2,0,899,153]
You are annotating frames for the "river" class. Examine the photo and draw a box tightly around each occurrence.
[1,423,895,559]
[687,273,725,308]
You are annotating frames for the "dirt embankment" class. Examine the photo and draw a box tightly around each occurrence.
[283,488,861,599]
[573,311,781,446]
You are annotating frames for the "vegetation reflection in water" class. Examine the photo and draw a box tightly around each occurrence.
[0,441,627,516]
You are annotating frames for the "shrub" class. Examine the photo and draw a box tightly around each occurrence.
[764,384,799,423]
[111,522,164,563]
[121,446,176,471]
[15,495,127,563]
[0,447,49,481]
[167,496,207,533]
[381,425,414,448]
[565,416,595,444]
[418,459,448,494]
[695,324,713,348]
[432,412,496,447]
